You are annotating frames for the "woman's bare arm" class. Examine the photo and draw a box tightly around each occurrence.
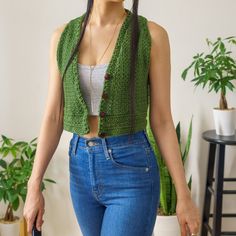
[28,23,67,190]
[147,21,200,236]
[148,20,190,201]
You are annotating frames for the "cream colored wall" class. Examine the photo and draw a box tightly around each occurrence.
[0,0,236,235]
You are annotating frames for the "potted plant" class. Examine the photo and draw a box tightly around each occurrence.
[0,135,56,236]
[181,36,236,136]
[146,112,193,236]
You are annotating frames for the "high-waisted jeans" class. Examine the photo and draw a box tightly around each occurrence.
[68,129,160,236]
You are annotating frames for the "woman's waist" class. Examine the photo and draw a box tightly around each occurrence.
[71,129,151,150]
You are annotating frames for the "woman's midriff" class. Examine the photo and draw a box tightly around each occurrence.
[81,115,101,138]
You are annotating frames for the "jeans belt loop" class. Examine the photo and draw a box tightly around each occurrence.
[101,138,111,160]
[73,135,80,156]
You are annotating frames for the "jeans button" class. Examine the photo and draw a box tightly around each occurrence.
[87,141,95,146]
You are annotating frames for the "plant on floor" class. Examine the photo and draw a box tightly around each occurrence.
[0,135,56,222]
[146,111,193,216]
[181,36,236,110]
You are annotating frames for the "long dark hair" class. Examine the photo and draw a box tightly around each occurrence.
[60,0,140,135]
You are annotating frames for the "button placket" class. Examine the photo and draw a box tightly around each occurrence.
[102,92,108,99]
[98,72,111,138]
[99,132,107,138]
[104,72,110,80]
[100,111,106,117]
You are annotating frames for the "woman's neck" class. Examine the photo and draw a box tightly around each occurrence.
[89,2,126,27]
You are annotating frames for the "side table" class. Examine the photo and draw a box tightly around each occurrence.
[201,129,236,236]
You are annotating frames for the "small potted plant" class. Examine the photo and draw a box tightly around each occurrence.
[146,113,193,236]
[0,135,56,236]
[181,36,236,136]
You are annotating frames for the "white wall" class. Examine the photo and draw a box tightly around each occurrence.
[0,0,236,235]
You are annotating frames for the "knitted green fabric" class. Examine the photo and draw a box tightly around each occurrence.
[57,8,151,137]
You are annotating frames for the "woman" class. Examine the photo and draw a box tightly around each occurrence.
[23,0,200,235]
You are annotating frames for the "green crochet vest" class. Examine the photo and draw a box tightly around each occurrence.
[57,8,151,137]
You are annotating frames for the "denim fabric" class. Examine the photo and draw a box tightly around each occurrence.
[68,129,160,236]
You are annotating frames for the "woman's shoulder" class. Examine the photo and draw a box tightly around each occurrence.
[146,19,170,47]
[136,13,169,39]
[147,19,168,35]
[53,22,68,38]
[52,13,85,49]
[53,12,85,38]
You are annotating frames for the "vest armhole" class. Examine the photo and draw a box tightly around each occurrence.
[139,15,152,79]
[56,20,72,79]
[139,15,152,47]
[144,17,152,74]
[146,20,152,51]
[139,15,152,108]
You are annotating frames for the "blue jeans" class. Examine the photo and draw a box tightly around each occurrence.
[68,129,160,236]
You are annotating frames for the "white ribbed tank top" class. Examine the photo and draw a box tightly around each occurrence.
[78,63,109,116]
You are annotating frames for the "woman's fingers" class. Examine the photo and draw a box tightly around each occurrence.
[36,208,44,231]
[186,208,200,235]
[176,196,201,236]
[23,186,44,234]
[180,222,187,236]
[25,213,36,234]
[187,220,200,235]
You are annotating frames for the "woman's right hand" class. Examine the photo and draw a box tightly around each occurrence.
[23,182,45,234]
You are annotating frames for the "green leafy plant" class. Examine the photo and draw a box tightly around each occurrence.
[146,113,193,215]
[0,135,56,222]
[181,36,236,109]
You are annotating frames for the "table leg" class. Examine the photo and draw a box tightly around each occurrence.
[212,144,225,236]
[201,142,216,236]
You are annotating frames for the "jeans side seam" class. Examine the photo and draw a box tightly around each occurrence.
[144,179,154,236]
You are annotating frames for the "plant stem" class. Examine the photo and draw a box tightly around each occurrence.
[4,203,14,221]
[220,90,228,109]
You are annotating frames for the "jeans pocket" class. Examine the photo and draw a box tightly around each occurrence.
[107,144,151,172]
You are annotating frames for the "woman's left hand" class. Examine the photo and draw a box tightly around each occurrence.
[176,196,201,236]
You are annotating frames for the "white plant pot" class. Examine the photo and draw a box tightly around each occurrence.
[213,107,236,136]
[152,215,180,236]
[0,216,20,236]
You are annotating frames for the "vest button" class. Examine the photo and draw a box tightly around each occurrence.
[104,73,110,80]
[100,111,106,117]
[102,92,108,99]
[99,132,107,138]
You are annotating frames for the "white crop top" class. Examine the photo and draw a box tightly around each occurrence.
[78,63,109,116]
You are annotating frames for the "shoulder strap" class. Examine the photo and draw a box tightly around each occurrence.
[56,15,83,78]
